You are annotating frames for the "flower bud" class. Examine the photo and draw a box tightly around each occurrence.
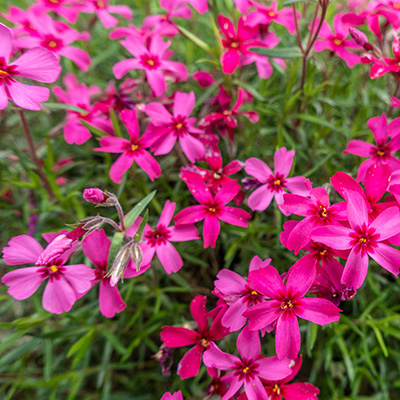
[349,27,372,51]
[130,242,143,272]
[106,244,131,286]
[83,188,106,204]
[242,177,262,191]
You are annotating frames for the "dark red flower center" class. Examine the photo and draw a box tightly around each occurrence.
[171,115,188,136]
[349,224,379,256]
[124,139,143,155]
[42,35,63,51]
[234,358,259,382]
[332,36,344,46]
[0,58,17,85]
[242,285,264,306]
[140,54,161,70]
[38,263,66,281]
[145,224,171,246]
[267,173,286,192]
[371,143,392,161]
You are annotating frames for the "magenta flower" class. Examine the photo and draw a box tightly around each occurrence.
[263,355,320,400]
[2,233,94,314]
[312,14,362,68]
[343,114,400,181]
[1,6,41,38]
[94,109,161,184]
[113,35,187,97]
[32,0,81,24]
[312,190,400,290]
[161,295,230,379]
[218,15,262,74]
[213,256,271,331]
[15,13,91,72]
[370,36,400,79]
[281,181,347,254]
[174,177,252,248]
[245,1,299,34]
[144,91,205,163]
[160,391,183,400]
[203,327,292,400]
[245,148,308,214]
[83,188,106,204]
[187,0,208,14]
[82,230,126,318]
[53,73,113,145]
[244,256,341,359]
[77,0,132,29]
[0,23,61,110]
[139,200,199,274]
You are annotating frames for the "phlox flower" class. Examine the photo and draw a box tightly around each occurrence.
[15,13,91,72]
[32,0,81,24]
[1,6,40,38]
[312,190,400,290]
[343,113,400,181]
[245,147,308,214]
[82,230,126,318]
[2,233,94,314]
[213,256,271,331]
[244,255,341,359]
[77,0,132,29]
[113,35,187,97]
[0,23,61,110]
[144,91,205,163]
[311,14,362,68]
[217,15,263,75]
[245,1,299,34]
[160,391,183,400]
[174,177,252,248]
[234,0,251,13]
[53,73,113,145]
[203,326,292,400]
[136,200,199,274]
[161,295,230,379]
[187,0,208,14]
[95,109,161,184]
[370,35,400,79]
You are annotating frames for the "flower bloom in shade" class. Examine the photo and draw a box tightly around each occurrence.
[263,355,320,400]
[138,200,199,274]
[0,23,61,110]
[160,391,183,400]
[77,0,132,29]
[174,177,252,248]
[53,73,113,145]
[32,0,81,24]
[311,14,362,68]
[81,230,126,318]
[217,15,263,74]
[113,35,187,97]
[244,255,341,359]
[281,181,347,254]
[94,109,161,184]
[161,295,230,379]
[2,233,94,314]
[144,91,205,163]
[245,1,299,34]
[200,88,259,140]
[312,190,400,290]
[203,326,292,400]
[245,148,308,214]
[343,114,400,181]
[213,256,271,331]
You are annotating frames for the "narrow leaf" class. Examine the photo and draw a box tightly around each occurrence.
[124,191,156,229]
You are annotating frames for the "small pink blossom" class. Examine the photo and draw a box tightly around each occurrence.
[160,391,183,400]
[32,0,82,24]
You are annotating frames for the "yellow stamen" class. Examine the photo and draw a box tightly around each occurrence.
[80,111,89,117]
[281,300,294,309]
[49,0,59,3]
[333,39,342,46]
[176,123,182,129]
[201,338,209,347]
[148,60,154,66]
[359,237,367,244]
[242,366,250,373]
[50,265,58,272]
[97,0,105,8]
[377,150,385,156]
[213,173,221,179]
[274,179,281,186]
[223,110,231,115]
[131,144,138,151]
[251,290,258,296]
[268,11,276,17]
[319,249,327,256]
[231,42,239,48]
[394,3,400,9]
[48,41,58,48]
[320,206,328,218]
[272,384,281,395]
[209,207,216,213]
[0,70,7,76]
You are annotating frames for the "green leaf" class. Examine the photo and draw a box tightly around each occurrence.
[79,120,109,137]
[101,329,130,357]
[124,190,156,229]
[107,231,125,268]
[177,24,212,54]
[249,47,303,59]
[109,108,122,138]
[134,209,148,242]
[283,0,317,5]
[45,103,88,113]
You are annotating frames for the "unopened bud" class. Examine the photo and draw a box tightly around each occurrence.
[349,27,372,51]
[242,177,262,191]
[83,188,106,204]
[130,242,143,272]
[106,244,131,286]
[36,234,73,266]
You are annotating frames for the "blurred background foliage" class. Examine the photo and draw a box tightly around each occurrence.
[1,0,400,399]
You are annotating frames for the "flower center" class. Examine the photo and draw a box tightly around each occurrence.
[223,110,231,115]
[48,41,58,48]
[242,366,250,373]
[250,290,258,296]
[272,384,281,395]
[97,0,105,7]
[209,206,216,213]
[333,39,342,46]
[140,54,160,70]
[377,150,385,156]
[268,11,276,17]
[359,237,367,244]
[50,265,58,272]
[281,300,294,309]
[80,111,90,117]
[176,123,182,129]
[131,144,138,151]
[201,338,209,347]
[213,172,221,179]
[394,3,400,9]
[319,205,328,218]
[230,41,239,48]
[49,0,60,3]
[320,249,327,256]
[0,70,7,77]
[274,179,281,186]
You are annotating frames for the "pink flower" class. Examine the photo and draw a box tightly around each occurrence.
[2,233,94,314]
[213,256,271,331]
[77,0,132,29]
[312,14,362,68]
[83,188,106,204]
[312,190,400,290]
[343,114,400,181]
[1,6,40,38]
[245,148,308,214]
[139,200,199,274]
[218,15,262,74]
[174,177,252,248]
[0,23,61,110]
[81,230,126,318]
[160,391,183,400]
[94,109,161,184]
[15,13,91,72]
[113,35,187,97]
[161,295,230,379]
[187,0,208,14]
[203,326,292,400]
[244,256,341,359]
[263,355,320,400]
[53,73,113,144]
[245,1,299,34]
[144,91,205,162]
[32,0,82,24]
